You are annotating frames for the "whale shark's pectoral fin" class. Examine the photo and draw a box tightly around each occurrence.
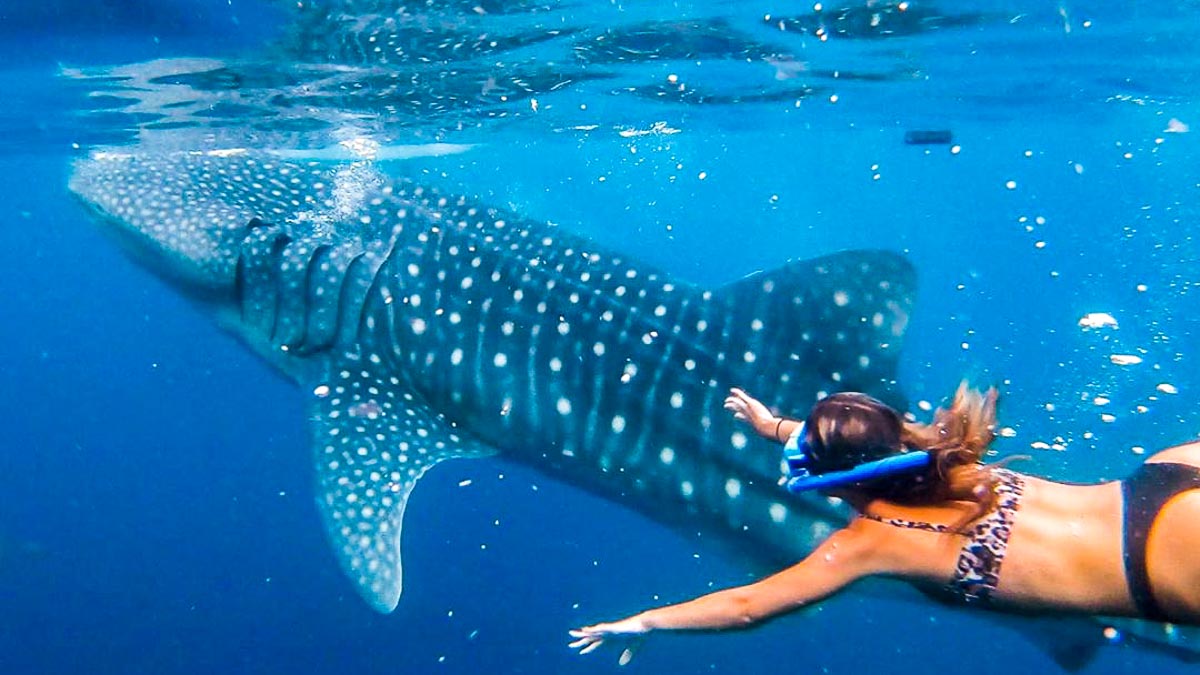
[307,355,493,613]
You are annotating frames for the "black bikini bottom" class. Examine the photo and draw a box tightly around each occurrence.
[1122,462,1200,622]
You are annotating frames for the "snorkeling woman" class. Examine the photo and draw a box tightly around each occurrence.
[569,384,1200,657]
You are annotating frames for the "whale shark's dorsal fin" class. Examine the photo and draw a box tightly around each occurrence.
[711,249,915,410]
[308,350,493,612]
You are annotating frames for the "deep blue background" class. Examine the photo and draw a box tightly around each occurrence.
[3,1,1199,674]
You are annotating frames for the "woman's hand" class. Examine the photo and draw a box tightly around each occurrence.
[568,615,648,660]
[724,388,777,439]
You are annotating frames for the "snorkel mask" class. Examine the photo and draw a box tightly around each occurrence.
[782,421,932,493]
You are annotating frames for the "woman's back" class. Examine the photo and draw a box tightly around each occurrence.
[990,476,1127,613]
[868,440,1200,621]
[858,476,1126,613]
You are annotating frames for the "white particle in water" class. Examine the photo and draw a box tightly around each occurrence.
[1078,312,1118,329]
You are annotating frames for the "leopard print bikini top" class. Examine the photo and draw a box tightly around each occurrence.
[858,468,1026,604]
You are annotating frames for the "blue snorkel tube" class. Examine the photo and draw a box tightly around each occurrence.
[783,422,932,493]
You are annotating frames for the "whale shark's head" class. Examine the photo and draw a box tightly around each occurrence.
[69,151,268,298]
[69,150,384,303]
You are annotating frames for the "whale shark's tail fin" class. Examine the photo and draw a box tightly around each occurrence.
[713,249,916,414]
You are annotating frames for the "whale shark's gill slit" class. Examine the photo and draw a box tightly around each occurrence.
[357,242,404,371]
[235,222,288,342]
[274,240,325,353]
[290,243,332,355]
[383,254,408,370]
[233,221,269,322]
[305,242,359,352]
[334,251,372,349]
[265,232,294,346]
[245,217,271,232]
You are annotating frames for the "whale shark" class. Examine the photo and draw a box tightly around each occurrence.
[69,148,912,610]
[68,149,1199,668]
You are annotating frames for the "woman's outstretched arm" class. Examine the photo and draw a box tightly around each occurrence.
[569,526,884,656]
[724,387,803,443]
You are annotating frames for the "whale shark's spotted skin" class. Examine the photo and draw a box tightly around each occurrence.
[71,150,915,612]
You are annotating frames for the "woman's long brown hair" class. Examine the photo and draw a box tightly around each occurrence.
[897,382,1001,530]
[805,382,1001,532]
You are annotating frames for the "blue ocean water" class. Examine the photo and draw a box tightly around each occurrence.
[2,1,1199,673]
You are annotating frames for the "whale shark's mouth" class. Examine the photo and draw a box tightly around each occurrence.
[69,182,241,301]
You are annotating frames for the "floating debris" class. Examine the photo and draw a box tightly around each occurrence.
[1078,312,1118,329]
[618,121,681,137]
[1110,354,1143,366]
[904,129,953,145]
[1165,118,1189,133]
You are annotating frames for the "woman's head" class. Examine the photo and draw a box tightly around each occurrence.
[801,392,907,474]
[802,383,1001,523]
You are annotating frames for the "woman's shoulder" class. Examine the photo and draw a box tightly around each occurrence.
[856,497,978,528]
[844,509,962,579]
